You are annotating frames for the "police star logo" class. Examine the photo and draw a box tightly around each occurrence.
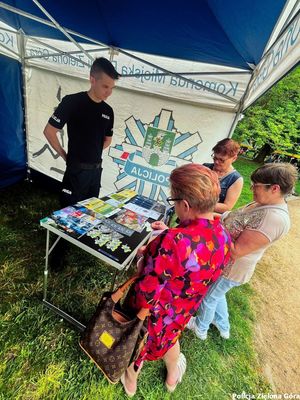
[109,108,202,203]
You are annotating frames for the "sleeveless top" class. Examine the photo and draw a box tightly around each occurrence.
[203,163,242,203]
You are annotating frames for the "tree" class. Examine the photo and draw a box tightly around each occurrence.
[233,66,300,163]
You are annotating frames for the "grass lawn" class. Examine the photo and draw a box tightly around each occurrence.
[0,157,297,399]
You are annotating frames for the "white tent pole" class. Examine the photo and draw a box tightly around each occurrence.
[17,29,31,179]
[114,47,238,103]
[227,65,260,137]
[31,0,94,62]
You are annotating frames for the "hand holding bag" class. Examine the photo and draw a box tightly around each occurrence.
[79,275,149,384]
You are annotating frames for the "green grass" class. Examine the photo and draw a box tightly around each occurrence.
[2,157,297,399]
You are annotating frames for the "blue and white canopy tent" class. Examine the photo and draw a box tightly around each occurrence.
[0,0,299,199]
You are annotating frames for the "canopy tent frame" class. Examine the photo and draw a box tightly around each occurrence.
[263,0,300,55]
[228,7,300,135]
[32,0,94,63]
[0,0,298,190]
[0,0,298,114]
[11,27,244,104]
[0,1,254,105]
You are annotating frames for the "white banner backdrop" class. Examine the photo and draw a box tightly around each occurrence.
[26,67,235,202]
[25,37,250,111]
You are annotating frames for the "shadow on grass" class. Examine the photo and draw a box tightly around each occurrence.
[0,178,271,399]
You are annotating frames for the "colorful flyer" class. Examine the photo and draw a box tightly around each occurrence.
[123,202,160,220]
[92,203,117,216]
[78,197,105,210]
[109,189,137,203]
[114,209,147,233]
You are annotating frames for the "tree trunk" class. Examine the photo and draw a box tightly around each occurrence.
[253,143,273,163]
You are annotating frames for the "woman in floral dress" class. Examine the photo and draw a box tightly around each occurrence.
[120,164,232,397]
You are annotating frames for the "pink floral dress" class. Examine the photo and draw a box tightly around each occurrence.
[128,217,231,367]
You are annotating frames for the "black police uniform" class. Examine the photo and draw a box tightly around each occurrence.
[48,91,114,207]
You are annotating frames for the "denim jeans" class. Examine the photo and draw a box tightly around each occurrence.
[195,276,241,333]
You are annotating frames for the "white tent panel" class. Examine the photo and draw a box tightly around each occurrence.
[264,0,299,54]
[243,11,300,109]
[0,1,298,191]
[26,66,235,200]
[0,21,19,59]
[25,37,250,110]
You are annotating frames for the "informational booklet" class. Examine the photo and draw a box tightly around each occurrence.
[51,206,102,238]
[114,209,147,233]
[78,198,105,210]
[123,202,161,220]
[78,198,119,217]
[109,189,137,204]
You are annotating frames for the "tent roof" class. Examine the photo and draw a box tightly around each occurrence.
[0,0,288,70]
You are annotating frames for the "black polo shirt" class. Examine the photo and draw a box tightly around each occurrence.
[49,92,114,165]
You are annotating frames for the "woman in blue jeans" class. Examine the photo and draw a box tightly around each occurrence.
[187,163,298,340]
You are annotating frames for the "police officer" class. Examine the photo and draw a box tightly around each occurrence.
[44,57,120,269]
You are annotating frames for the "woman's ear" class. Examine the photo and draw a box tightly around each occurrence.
[182,199,190,211]
[271,184,281,193]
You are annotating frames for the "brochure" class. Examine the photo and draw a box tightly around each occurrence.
[114,209,147,233]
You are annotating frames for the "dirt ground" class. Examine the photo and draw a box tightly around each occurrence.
[252,197,300,394]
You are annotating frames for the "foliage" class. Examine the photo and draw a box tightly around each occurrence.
[233,66,300,158]
[0,161,285,399]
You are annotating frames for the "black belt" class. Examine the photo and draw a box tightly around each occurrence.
[67,162,102,170]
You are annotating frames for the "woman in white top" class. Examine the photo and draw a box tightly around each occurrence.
[187,162,298,340]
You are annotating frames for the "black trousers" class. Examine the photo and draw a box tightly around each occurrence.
[50,165,103,269]
[60,165,103,208]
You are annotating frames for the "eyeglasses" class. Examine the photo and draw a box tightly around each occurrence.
[211,153,229,163]
[250,183,272,190]
[166,197,183,206]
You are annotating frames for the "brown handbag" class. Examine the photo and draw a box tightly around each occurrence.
[79,275,149,384]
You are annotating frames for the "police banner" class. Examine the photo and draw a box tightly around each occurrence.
[26,66,235,202]
[25,36,250,111]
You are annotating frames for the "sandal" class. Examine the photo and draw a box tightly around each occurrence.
[165,352,187,393]
[120,372,136,398]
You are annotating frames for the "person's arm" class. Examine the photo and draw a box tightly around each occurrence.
[214,177,243,213]
[231,229,270,259]
[43,123,67,161]
[103,136,112,149]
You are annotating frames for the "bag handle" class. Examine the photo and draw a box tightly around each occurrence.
[111,274,139,303]
[111,275,150,321]
[136,307,150,321]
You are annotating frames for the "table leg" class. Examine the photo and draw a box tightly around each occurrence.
[42,230,86,331]
[42,300,86,332]
[43,229,50,301]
